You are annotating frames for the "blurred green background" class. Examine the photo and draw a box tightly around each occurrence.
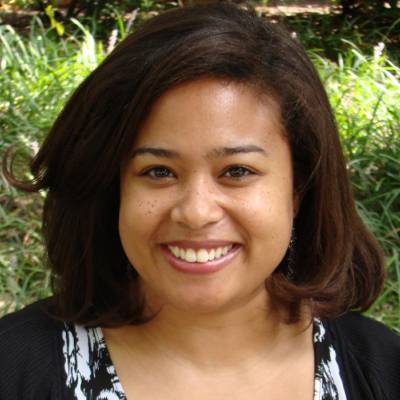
[1,0,399,331]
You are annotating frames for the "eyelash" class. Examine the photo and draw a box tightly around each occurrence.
[140,165,256,180]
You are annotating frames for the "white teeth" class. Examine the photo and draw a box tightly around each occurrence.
[186,249,197,263]
[196,249,209,263]
[170,246,179,257]
[167,244,233,263]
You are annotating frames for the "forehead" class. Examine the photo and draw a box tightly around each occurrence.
[133,78,285,152]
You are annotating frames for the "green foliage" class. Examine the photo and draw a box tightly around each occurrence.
[44,4,65,36]
[0,18,104,149]
[0,18,105,311]
[0,12,399,331]
[312,43,400,330]
[282,10,400,64]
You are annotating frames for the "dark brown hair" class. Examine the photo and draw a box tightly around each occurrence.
[3,2,384,325]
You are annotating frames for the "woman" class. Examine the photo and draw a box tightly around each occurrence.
[1,2,399,399]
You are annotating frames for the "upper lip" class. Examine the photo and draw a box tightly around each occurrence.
[162,240,237,249]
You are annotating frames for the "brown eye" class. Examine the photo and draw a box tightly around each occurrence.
[223,166,255,179]
[141,166,175,179]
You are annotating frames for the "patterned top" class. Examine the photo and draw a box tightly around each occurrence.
[62,319,347,400]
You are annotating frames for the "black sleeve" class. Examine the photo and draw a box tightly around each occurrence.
[0,299,64,400]
[329,312,400,400]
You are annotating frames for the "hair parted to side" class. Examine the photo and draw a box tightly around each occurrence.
[3,2,384,326]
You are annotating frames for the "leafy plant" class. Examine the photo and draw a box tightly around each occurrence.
[0,18,104,310]
[44,4,65,36]
[313,42,400,330]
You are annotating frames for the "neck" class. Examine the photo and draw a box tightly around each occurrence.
[107,290,312,372]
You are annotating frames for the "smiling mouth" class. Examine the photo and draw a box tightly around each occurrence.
[166,244,236,263]
[161,243,241,274]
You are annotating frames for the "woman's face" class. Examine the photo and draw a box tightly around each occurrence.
[119,78,297,314]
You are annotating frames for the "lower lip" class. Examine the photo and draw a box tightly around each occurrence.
[161,244,242,275]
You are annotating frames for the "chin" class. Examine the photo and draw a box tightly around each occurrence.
[175,285,261,316]
[154,286,234,315]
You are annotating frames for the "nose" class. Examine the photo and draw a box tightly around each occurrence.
[170,177,224,230]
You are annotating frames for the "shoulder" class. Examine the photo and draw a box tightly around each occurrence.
[327,312,400,400]
[0,297,63,347]
[330,312,400,355]
[0,298,64,398]
[0,297,57,330]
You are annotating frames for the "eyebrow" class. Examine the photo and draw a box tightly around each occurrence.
[131,145,268,159]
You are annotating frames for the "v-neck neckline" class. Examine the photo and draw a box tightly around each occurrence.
[61,319,347,399]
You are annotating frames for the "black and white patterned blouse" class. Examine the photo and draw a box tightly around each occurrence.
[62,319,347,400]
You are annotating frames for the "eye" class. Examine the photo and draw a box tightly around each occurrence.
[222,166,256,179]
[140,166,175,179]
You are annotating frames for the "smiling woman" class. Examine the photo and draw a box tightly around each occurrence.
[118,80,295,313]
[1,2,399,400]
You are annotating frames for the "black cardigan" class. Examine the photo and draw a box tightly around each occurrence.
[0,299,399,399]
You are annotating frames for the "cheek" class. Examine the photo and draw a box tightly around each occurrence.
[118,182,165,256]
[120,197,160,236]
[239,184,294,227]
[236,183,294,259]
